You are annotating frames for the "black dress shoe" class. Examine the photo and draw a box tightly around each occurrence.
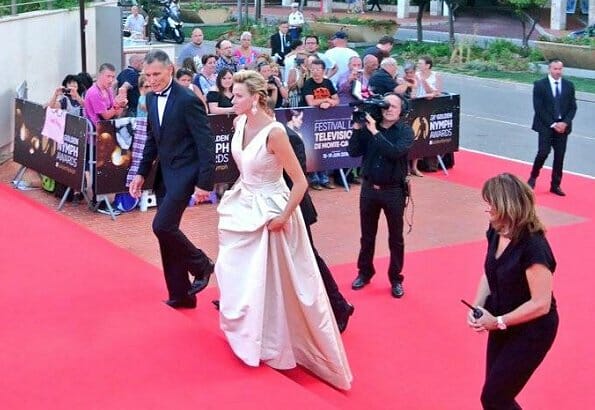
[188,262,215,296]
[527,177,536,189]
[550,186,566,196]
[391,282,404,298]
[165,295,197,309]
[351,275,370,290]
[336,303,355,333]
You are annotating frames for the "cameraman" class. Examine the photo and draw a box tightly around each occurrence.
[348,93,413,299]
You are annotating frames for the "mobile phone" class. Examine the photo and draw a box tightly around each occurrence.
[461,299,483,319]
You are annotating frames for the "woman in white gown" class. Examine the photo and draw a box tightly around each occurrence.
[215,70,352,390]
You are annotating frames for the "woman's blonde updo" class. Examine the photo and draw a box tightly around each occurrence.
[233,70,269,111]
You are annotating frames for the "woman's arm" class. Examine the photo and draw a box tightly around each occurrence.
[475,264,553,331]
[266,127,307,231]
[208,102,234,115]
[472,274,491,307]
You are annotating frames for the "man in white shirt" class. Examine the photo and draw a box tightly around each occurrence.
[324,31,359,87]
[304,35,337,79]
[124,6,147,38]
[288,3,304,42]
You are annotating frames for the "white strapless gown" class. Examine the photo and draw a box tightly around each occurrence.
[215,115,352,390]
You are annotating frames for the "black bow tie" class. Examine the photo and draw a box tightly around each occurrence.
[155,82,173,97]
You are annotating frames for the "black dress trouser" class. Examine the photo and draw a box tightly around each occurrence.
[481,312,558,410]
[357,183,406,285]
[304,224,350,320]
[154,194,212,300]
[530,130,568,188]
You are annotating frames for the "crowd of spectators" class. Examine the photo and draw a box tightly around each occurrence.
[45,10,448,210]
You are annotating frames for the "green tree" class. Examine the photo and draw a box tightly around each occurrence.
[501,0,547,48]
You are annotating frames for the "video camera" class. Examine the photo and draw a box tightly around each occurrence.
[350,95,389,125]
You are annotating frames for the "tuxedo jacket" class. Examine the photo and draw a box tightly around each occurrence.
[532,77,577,135]
[283,126,317,226]
[270,32,290,65]
[138,81,215,200]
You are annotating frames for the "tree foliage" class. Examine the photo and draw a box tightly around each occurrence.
[501,0,547,48]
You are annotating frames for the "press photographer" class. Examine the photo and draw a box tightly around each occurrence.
[347,93,414,299]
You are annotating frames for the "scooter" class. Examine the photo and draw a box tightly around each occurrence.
[151,0,184,44]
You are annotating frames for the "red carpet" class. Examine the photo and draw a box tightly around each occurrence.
[2,150,594,409]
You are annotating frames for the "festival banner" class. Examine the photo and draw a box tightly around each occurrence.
[407,94,460,160]
[275,106,361,173]
[13,98,87,190]
[210,113,239,184]
[95,118,155,195]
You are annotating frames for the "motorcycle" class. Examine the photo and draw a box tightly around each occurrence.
[151,0,184,44]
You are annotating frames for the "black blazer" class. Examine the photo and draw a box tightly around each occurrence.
[532,77,577,134]
[270,32,291,65]
[283,126,317,226]
[138,81,215,200]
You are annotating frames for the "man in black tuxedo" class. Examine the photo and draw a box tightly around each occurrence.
[528,59,577,196]
[269,21,291,67]
[129,50,215,308]
[283,113,354,333]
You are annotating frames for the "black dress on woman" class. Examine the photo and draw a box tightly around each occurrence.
[481,226,559,410]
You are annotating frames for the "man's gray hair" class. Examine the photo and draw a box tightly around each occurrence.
[380,57,397,68]
[144,49,172,66]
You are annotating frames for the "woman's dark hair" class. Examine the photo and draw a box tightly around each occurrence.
[201,54,217,65]
[419,55,433,69]
[216,68,234,92]
[61,74,82,91]
[76,72,93,92]
[176,68,194,79]
[181,57,197,74]
[284,108,302,123]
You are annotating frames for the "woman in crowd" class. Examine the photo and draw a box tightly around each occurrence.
[206,68,235,115]
[416,55,442,99]
[467,173,559,410]
[234,31,260,69]
[176,67,203,100]
[181,57,198,76]
[215,70,352,390]
[192,54,218,109]
[126,74,149,188]
[395,62,422,177]
[48,74,85,116]
[285,51,309,107]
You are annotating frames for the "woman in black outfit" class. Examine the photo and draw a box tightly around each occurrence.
[467,173,559,410]
[206,68,235,115]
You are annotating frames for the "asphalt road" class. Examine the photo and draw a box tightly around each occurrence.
[442,73,595,178]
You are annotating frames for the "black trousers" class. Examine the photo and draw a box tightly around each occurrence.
[368,0,382,11]
[357,183,406,285]
[530,130,568,188]
[481,312,558,410]
[305,223,350,320]
[154,193,212,300]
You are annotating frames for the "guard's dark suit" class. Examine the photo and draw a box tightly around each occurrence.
[269,31,291,66]
[530,76,577,190]
[138,80,215,301]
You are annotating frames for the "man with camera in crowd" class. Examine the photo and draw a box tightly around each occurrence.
[348,93,413,298]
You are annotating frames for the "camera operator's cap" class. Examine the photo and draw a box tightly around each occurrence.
[291,2,299,7]
[332,31,348,40]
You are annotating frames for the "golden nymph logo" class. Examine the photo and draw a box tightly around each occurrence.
[411,116,430,141]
